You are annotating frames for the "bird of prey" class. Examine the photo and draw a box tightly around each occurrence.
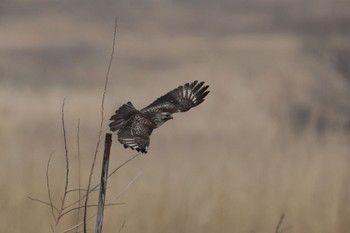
[109,80,210,153]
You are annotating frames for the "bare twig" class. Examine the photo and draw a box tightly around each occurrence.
[83,16,118,233]
[117,220,126,233]
[29,100,74,232]
[64,153,140,211]
[61,171,138,233]
[77,119,81,196]
[61,98,70,207]
[59,169,139,233]
[27,196,59,213]
[75,119,81,233]
[108,153,141,179]
[59,203,123,222]
[46,151,57,221]
[275,213,285,233]
[60,215,95,233]
[66,189,93,194]
[111,171,141,201]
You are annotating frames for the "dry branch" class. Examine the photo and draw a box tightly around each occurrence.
[83,16,118,233]
[30,16,143,233]
[275,213,285,233]
[75,119,81,233]
[27,196,58,212]
[117,220,126,233]
[61,99,70,206]
[63,153,140,211]
[47,151,57,220]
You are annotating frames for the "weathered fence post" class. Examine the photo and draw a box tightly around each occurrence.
[95,133,112,233]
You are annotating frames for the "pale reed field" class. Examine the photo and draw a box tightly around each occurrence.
[1,1,350,233]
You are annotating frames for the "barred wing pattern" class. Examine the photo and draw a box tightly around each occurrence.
[142,80,209,114]
[109,80,209,153]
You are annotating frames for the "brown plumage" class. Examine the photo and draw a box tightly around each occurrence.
[109,80,210,153]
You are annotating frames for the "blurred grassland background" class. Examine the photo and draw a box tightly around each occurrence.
[1,0,350,232]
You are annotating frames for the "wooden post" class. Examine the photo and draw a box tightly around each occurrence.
[95,133,112,233]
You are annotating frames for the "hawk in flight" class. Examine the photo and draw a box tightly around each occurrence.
[109,80,210,153]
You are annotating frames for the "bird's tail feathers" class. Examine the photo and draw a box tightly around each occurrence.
[109,101,136,131]
[118,128,149,153]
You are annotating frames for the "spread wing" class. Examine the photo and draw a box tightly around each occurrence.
[141,80,209,114]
